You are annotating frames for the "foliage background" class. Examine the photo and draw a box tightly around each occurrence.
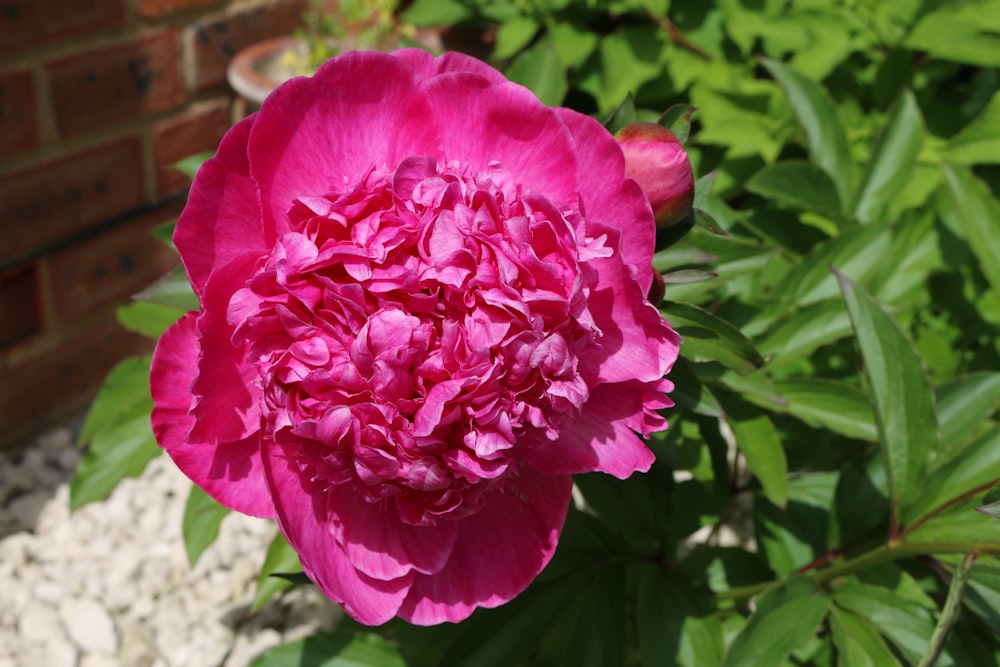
[73,0,1000,664]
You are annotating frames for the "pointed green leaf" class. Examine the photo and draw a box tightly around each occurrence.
[174,152,213,179]
[837,271,938,522]
[248,631,406,667]
[747,161,843,216]
[71,356,162,510]
[946,90,1000,165]
[936,372,1000,451]
[963,561,1000,633]
[905,496,1000,547]
[134,265,198,311]
[755,473,837,575]
[833,582,952,666]
[761,58,851,205]
[723,399,788,508]
[853,90,924,224]
[721,578,831,667]
[905,2,1000,67]
[772,378,878,442]
[637,565,724,667]
[666,302,765,375]
[758,299,853,364]
[829,606,902,667]
[181,485,230,566]
[660,103,696,144]
[116,301,187,339]
[603,94,636,135]
[252,532,303,613]
[492,15,540,60]
[942,163,1000,297]
[669,358,726,418]
[905,425,1000,525]
[977,482,1000,520]
[561,566,629,667]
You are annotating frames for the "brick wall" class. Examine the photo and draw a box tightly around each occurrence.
[0,0,307,452]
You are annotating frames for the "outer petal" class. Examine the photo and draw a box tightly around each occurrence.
[392,47,507,84]
[328,484,459,580]
[174,115,266,295]
[519,382,667,479]
[397,465,572,625]
[421,73,579,208]
[249,51,441,241]
[188,252,263,445]
[263,440,412,625]
[556,108,657,290]
[150,313,274,517]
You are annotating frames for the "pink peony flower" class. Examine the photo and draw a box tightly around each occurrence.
[615,122,694,228]
[150,49,680,626]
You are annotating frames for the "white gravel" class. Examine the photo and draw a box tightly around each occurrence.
[0,426,340,667]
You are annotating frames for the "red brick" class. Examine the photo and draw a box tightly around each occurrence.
[0,262,43,350]
[187,0,307,91]
[0,137,146,265]
[0,69,39,156]
[0,319,154,453]
[0,0,126,55]
[49,201,183,324]
[138,0,225,18]
[47,29,184,138]
[153,100,231,196]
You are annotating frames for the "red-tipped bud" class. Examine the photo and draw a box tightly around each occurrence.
[616,121,694,228]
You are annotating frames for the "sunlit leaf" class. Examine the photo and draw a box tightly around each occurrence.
[182,485,230,566]
[942,163,1000,298]
[837,271,938,525]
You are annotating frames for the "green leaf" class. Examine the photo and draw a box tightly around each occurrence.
[977,482,1000,520]
[174,152,213,179]
[493,15,540,60]
[936,372,1000,450]
[399,0,473,26]
[438,578,575,667]
[721,577,831,667]
[181,485,230,567]
[594,25,668,112]
[660,103,696,144]
[637,565,724,667]
[547,20,599,68]
[760,58,852,206]
[669,357,726,418]
[904,425,1000,525]
[667,302,765,376]
[71,356,162,510]
[853,90,924,224]
[757,299,853,364]
[946,90,1000,165]
[560,565,629,667]
[248,631,407,667]
[779,225,892,308]
[837,271,938,525]
[829,606,902,667]
[905,1,1000,67]
[746,161,843,216]
[252,532,303,613]
[755,473,837,576]
[134,265,198,311]
[772,378,877,442]
[942,163,1000,297]
[963,561,1000,633]
[603,94,636,135]
[722,398,788,508]
[504,43,567,106]
[116,300,187,339]
[905,497,1000,548]
[833,581,951,666]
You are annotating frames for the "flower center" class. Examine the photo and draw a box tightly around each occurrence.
[230,157,610,525]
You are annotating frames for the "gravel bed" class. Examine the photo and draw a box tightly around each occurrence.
[0,426,339,667]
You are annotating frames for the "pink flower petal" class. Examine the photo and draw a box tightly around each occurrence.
[421,72,579,208]
[327,484,458,580]
[188,252,263,445]
[174,115,265,296]
[556,108,657,290]
[248,51,441,241]
[392,47,507,83]
[263,440,412,625]
[150,313,274,517]
[397,465,572,625]
[519,382,666,479]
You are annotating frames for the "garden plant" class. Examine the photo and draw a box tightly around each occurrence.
[71,0,1000,664]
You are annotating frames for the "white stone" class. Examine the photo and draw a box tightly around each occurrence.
[59,598,118,654]
[19,600,65,643]
[43,637,78,667]
[79,653,120,667]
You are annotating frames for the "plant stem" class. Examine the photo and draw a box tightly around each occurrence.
[916,549,978,667]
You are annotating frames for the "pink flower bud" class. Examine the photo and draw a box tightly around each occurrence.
[616,122,694,227]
